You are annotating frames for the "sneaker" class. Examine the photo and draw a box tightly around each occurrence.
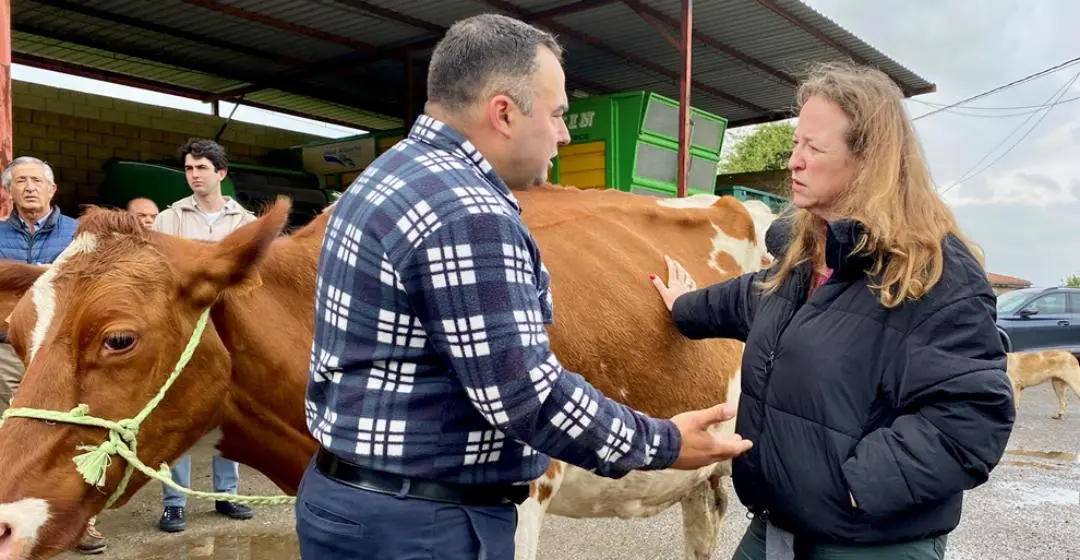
[157,505,186,532]
[76,517,106,555]
[215,500,254,520]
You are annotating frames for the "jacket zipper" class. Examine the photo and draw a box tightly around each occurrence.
[754,265,810,520]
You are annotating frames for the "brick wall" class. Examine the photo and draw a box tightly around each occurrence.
[10,80,323,211]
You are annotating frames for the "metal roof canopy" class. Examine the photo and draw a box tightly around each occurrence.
[9,0,934,133]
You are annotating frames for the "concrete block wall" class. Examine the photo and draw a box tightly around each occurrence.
[10,80,323,212]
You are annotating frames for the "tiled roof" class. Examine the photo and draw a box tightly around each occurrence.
[987,272,1032,287]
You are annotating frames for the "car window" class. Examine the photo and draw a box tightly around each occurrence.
[1023,293,1068,314]
[1069,293,1080,313]
[998,290,1034,314]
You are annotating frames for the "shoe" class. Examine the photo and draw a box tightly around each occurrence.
[215,500,254,520]
[157,506,186,532]
[76,517,106,555]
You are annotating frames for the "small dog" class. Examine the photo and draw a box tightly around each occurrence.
[1006,349,1080,419]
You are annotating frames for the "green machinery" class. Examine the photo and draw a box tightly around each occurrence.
[275,129,407,193]
[548,91,729,198]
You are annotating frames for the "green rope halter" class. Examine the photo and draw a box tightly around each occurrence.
[0,307,294,508]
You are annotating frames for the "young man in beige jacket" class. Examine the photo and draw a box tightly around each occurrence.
[152,138,256,532]
[154,140,256,241]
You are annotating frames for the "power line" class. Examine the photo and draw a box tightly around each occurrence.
[939,69,1080,196]
[909,94,1080,112]
[912,55,1080,121]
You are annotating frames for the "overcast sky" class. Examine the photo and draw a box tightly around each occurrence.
[795,0,1079,286]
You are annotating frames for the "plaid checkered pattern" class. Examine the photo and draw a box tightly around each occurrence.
[305,115,681,485]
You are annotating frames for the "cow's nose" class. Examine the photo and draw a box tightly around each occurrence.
[0,522,21,559]
[0,498,50,560]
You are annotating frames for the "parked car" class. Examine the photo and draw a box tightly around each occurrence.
[996,286,1080,355]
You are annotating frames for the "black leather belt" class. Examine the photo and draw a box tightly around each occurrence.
[315,448,529,507]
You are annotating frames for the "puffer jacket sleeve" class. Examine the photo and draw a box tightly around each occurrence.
[840,293,1015,517]
[669,269,767,342]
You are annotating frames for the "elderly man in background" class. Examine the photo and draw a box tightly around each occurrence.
[0,156,102,554]
[127,197,159,229]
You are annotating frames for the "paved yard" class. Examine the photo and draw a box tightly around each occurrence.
[57,381,1079,559]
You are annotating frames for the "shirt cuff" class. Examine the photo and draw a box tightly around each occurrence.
[647,418,682,470]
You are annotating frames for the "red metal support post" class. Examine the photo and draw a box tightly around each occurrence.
[676,0,692,198]
[0,0,11,220]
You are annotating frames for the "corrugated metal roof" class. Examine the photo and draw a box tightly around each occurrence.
[11,0,934,132]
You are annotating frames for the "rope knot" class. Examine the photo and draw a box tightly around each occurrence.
[72,439,121,488]
[116,419,139,442]
[69,404,90,417]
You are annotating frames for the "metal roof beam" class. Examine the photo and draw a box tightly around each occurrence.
[13,52,211,100]
[209,5,620,103]
[14,25,403,118]
[179,0,377,52]
[13,52,380,131]
[474,0,769,113]
[29,0,309,69]
[526,0,624,22]
[621,0,796,86]
[284,0,624,82]
[329,0,445,34]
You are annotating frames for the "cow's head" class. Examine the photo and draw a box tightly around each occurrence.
[0,200,289,559]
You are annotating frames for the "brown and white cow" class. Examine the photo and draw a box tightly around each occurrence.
[1007,349,1080,419]
[0,184,774,560]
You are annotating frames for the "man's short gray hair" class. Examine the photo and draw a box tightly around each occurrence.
[1,156,55,189]
[427,13,562,116]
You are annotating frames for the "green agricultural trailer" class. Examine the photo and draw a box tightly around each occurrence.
[548,91,728,198]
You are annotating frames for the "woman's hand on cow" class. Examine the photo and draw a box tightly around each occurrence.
[668,402,753,469]
[650,255,697,311]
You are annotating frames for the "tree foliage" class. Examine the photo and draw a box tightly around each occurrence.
[719,121,795,174]
[1064,274,1080,288]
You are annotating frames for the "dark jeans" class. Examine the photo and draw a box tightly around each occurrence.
[295,459,518,559]
[734,516,947,560]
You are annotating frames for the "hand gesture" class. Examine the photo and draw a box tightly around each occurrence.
[668,402,752,469]
[650,255,698,311]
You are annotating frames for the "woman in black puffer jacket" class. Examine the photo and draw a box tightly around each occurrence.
[651,62,1015,560]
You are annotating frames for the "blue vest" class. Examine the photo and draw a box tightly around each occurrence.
[0,207,79,265]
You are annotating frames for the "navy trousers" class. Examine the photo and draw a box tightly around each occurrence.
[295,459,518,559]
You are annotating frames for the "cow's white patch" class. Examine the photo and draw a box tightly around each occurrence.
[656,194,720,209]
[0,497,50,556]
[546,463,714,518]
[708,224,756,276]
[657,196,777,275]
[28,233,98,361]
[739,200,779,259]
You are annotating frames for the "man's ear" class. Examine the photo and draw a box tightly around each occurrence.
[172,197,291,307]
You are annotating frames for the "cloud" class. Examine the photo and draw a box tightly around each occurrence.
[942,172,1079,207]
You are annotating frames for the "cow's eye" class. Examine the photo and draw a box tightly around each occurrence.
[103,332,137,353]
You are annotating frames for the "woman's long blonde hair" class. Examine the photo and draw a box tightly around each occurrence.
[760,61,983,308]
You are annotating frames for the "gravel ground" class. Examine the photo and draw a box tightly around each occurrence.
[56,382,1079,559]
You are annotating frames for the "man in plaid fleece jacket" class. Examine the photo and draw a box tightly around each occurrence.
[297,13,753,559]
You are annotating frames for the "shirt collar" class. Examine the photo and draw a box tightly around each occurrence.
[15,207,53,230]
[408,114,522,214]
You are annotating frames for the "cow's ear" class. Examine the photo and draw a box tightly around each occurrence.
[0,261,46,324]
[178,198,290,307]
